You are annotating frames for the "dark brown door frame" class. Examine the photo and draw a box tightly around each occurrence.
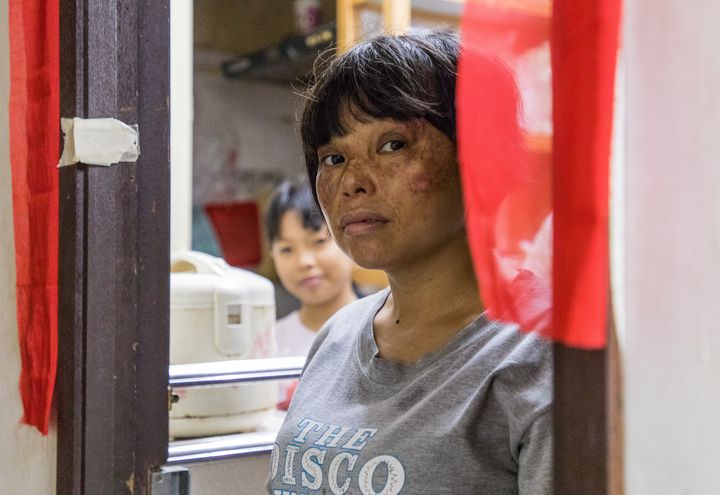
[56,1,170,493]
[554,320,623,495]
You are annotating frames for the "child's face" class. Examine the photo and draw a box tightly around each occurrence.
[270,211,355,307]
[314,112,465,271]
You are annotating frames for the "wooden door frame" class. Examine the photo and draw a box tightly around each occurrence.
[554,322,623,495]
[56,1,170,493]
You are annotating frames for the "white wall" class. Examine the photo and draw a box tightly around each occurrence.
[171,0,194,252]
[192,65,305,206]
[622,0,720,493]
[0,1,57,492]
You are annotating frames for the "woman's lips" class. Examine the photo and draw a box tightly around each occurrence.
[343,219,389,236]
[339,212,390,236]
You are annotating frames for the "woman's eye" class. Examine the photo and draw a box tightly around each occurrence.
[278,246,292,254]
[321,154,345,167]
[379,140,406,153]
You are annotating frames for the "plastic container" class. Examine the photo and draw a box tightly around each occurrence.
[169,250,277,438]
[204,201,262,268]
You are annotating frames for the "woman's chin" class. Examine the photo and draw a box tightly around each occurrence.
[351,256,391,272]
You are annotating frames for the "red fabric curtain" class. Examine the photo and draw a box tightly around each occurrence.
[458,0,554,340]
[458,0,620,349]
[8,0,60,434]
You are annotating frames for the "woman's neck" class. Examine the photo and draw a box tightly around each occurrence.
[374,234,483,362]
[392,234,481,317]
[298,287,358,332]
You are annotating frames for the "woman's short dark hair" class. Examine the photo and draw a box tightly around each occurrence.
[266,180,325,243]
[300,31,460,203]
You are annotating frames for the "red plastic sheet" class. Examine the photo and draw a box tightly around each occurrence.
[8,0,60,433]
[458,0,620,348]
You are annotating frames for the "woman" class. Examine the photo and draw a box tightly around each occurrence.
[267,180,357,358]
[268,32,552,494]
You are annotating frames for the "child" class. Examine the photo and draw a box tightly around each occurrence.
[266,180,357,357]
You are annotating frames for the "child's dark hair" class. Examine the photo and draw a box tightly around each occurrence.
[300,31,460,203]
[266,181,325,243]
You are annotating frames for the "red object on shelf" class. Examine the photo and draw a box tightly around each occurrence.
[205,201,263,267]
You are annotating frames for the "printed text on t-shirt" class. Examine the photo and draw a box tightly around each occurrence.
[271,417,406,494]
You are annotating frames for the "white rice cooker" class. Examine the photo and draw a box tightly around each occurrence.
[169,250,277,438]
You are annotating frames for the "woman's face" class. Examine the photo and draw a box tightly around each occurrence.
[315,112,466,271]
[270,211,355,307]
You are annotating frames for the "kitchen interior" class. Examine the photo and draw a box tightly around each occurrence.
[168,1,460,493]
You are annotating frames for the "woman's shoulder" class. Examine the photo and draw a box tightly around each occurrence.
[485,322,553,372]
[472,321,553,428]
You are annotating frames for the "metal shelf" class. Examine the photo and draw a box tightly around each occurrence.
[167,357,304,464]
[168,423,283,465]
[169,356,305,388]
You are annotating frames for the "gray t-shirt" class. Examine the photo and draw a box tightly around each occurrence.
[268,288,553,495]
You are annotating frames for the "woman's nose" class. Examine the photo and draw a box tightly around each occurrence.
[340,159,376,197]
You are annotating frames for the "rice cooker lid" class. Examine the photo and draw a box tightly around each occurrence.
[170,272,242,307]
[170,275,274,307]
[169,251,275,307]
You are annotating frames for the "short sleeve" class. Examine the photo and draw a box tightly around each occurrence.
[518,407,553,495]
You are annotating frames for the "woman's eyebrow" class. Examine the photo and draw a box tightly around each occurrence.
[319,133,354,150]
[316,144,337,156]
[380,124,412,135]
[380,123,419,140]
